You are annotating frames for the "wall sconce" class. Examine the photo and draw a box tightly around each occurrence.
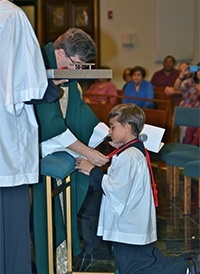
[122,32,137,46]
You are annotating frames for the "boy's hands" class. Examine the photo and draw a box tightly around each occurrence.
[75,157,94,175]
[68,141,109,167]
[83,147,109,166]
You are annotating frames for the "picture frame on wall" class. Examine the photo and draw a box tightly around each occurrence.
[49,4,65,30]
[69,0,100,66]
[25,0,99,66]
[70,0,94,35]
[73,3,91,31]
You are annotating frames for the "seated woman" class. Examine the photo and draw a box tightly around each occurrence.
[84,66,118,104]
[122,67,132,89]
[122,66,154,108]
[173,62,200,146]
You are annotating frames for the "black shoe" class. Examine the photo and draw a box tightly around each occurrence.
[73,253,94,272]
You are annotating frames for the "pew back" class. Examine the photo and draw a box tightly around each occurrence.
[84,93,171,142]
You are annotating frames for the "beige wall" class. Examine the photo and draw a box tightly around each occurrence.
[99,0,200,89]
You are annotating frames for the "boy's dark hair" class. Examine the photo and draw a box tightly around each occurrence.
[108,103,145,136]
[53,28,96,62]
[131,66,146,78]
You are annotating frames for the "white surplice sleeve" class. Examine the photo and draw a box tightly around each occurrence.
[40,122,109,158]
[40,129,78,158]
[0,6,47,116]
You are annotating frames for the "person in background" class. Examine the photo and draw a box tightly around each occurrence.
[173,63,200,108]
[75,103,199,274]
[0,1,48,273]
[122,66,154,108]
[151,55,179,87]
[172,63,200,146]
[84,66,118,104]
[165,62,191,96]
[122,67,132,89]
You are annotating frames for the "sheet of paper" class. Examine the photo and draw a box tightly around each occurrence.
[88,122,109,148]
[140,124,165,153]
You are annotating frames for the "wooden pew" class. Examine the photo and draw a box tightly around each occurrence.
[117,88,181,111]
[87,102,114,125]
[153,87,182,142]
[153,87,182,113]
[84,93,171,142]
[142,108,168,128]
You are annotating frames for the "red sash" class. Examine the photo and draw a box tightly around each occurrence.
[107,139,159,207]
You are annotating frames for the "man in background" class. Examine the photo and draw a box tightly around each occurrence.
[151,55,179,87]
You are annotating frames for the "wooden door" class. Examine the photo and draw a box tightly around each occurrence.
[37,0,100,66]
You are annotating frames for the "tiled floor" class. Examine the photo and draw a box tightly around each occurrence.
[155,167,199,257]
[73,165,200,273]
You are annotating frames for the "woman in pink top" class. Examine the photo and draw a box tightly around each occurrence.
[84,66,118,104]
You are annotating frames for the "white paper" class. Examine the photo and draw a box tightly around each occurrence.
[140,124,165,153]
[88,122,109,147]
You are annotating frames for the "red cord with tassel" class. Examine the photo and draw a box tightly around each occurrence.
[144,148,159,207]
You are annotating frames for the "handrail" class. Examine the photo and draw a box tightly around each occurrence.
[83,93,170,110]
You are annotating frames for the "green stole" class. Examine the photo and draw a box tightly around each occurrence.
[33,43,99,273]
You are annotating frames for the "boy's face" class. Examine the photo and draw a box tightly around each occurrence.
[109,117,132,144]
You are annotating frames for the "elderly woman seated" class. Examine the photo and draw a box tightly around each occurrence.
[122,66,154,108]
